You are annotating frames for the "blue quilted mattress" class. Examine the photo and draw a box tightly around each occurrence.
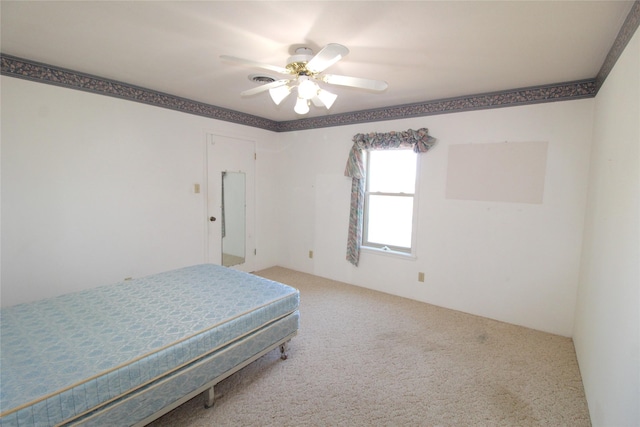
[0,264,300,426]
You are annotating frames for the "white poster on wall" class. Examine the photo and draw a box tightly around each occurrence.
[446,141,549,204]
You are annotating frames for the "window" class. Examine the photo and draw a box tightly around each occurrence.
[344,127,435,266]
[362,149,418,254]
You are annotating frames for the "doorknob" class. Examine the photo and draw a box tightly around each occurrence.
[209,216,216,222]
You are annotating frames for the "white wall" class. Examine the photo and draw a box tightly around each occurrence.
[573,29,640,427]
[0,74,595,337]
[0,77,279,306]
[277,100,594,337]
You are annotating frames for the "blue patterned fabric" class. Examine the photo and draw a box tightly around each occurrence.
[0,264,299,427]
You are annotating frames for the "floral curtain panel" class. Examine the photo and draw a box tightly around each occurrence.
[344,128,437,266]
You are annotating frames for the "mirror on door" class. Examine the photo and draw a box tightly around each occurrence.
[221,171,246,267]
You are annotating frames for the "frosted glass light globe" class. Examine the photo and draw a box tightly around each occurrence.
[297,77,319,100]
[294,97,310,114]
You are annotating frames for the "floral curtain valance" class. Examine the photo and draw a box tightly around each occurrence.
[344,128,437,266]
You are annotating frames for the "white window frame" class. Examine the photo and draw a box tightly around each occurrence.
[362,149,420,258]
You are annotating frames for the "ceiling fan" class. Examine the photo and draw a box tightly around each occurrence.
[220,43,388,115]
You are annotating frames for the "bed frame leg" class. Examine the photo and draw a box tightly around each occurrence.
[279,341,289,360]
[204,385,215,408]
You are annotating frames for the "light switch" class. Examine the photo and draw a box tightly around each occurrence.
[194,183,201,194]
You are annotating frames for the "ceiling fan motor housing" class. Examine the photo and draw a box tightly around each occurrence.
[287,47,315,75]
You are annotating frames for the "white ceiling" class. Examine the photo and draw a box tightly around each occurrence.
[1,1,634,122]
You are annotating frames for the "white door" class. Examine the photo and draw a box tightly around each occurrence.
[206,134,255,272]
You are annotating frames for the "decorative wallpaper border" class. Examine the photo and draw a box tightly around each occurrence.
[0,55,597,133]
[276,80,597,132]
[0,55,280,132]
[1,1,637,133]
[595,0,640,91]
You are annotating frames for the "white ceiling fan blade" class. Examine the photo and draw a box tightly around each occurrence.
[220,55,291,75]
[306,43,349,73]
[321,74,388,92]
[241,79,289,97]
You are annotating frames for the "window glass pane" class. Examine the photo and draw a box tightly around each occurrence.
[368,150,416,193]
[366,195,413,248]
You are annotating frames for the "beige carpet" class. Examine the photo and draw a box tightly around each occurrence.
[149,267,591,426]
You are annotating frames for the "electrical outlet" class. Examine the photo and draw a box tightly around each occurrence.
[418,272,425,282]
[309,250,314,259]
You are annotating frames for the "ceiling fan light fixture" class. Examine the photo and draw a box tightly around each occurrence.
[294,97,310,115]
[269,84,291,105]
[222,42,387,117]
[316,88,337,109]
[297,76,319,100]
